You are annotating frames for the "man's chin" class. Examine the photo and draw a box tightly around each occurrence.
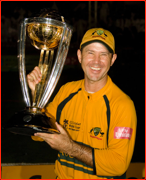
[86,74,107,83]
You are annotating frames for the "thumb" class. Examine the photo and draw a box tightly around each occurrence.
[55,122,66,134]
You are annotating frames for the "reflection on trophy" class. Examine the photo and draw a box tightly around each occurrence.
[5,9,73,136]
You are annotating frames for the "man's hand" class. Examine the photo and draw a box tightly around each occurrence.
[27,66,42,95]
[34,122,73,153]
[34,122,93,167]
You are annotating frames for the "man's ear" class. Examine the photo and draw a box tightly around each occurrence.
[111,54,117,66]
[77,49,82,64]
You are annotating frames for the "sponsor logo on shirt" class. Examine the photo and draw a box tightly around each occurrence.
[63,119,81,131]
[89,127,104,140]
[114,127,133,140]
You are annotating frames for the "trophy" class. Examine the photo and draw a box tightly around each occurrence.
[5,9,73,136]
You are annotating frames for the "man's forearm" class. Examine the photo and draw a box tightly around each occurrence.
[34,123,94,167]
[68,140,93,167]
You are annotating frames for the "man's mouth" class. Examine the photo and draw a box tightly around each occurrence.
[90,67,101,71]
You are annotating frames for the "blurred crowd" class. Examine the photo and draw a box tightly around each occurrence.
[1,7,31,47]
[1,2,145,52]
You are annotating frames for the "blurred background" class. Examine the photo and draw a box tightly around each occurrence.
[1,1,145,178]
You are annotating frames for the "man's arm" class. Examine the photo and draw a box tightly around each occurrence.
[93,99,137,176]
[34,122,93,167]
[69,139,93,167]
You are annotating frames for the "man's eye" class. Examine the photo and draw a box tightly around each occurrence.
[88,52,93,54]
[101,53,108,56]
[100,53,108,57]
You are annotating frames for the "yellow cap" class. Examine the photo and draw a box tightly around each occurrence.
[80,28,115,53]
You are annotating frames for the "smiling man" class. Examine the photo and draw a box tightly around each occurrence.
[27,28,137,179]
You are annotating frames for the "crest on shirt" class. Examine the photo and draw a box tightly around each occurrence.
[89,127,104,140]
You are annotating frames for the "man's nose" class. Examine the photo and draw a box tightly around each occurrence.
[94,55,101,63]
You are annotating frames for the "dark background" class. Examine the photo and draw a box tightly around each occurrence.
[1,1,145,164]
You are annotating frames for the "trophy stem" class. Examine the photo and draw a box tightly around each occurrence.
[46,50,54,74]
[43,50,49,65]
[38,49,44,67]
[32,50,54,107]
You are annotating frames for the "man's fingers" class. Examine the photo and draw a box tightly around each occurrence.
[55,122,66,135]
[34,66,42,77]
[34,132,55,145]
[28,66,42,83]
[34,132,53,139]
[32,67,42,83]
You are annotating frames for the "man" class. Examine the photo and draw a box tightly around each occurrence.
[27,28,137,179]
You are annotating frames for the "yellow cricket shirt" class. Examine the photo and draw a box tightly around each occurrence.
[45,76,137,179]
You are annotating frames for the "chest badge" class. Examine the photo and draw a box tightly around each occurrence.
[89,127,104,140]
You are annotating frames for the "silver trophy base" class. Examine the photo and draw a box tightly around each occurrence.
[5,107,59,136]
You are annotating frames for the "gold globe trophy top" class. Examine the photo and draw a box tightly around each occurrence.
[27,9,64,50]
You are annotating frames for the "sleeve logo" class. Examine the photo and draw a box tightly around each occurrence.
[114,127,133,140]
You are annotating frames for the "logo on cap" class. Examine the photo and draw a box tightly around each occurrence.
[92,30,108,40]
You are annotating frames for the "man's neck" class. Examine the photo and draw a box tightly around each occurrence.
[84,76,108,93]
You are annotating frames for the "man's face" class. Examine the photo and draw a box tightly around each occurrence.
[77,42,117,85]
